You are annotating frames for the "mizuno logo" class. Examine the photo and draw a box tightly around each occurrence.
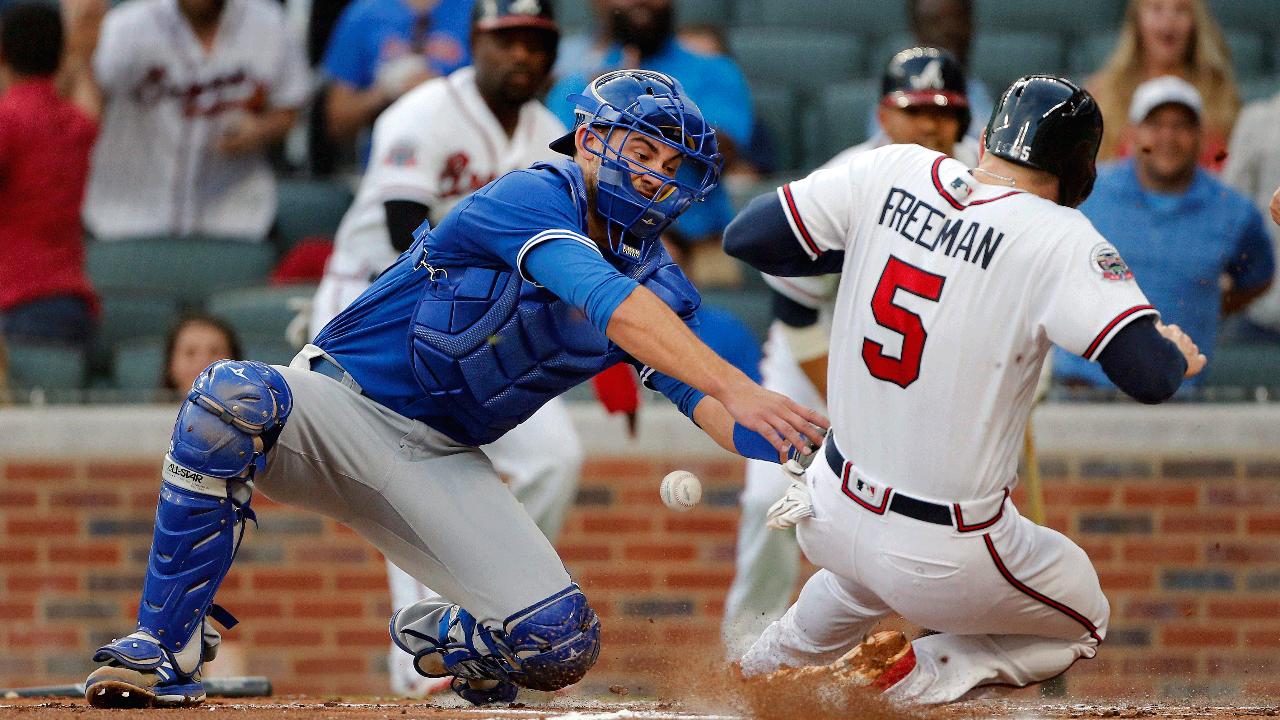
[230,365,249,381]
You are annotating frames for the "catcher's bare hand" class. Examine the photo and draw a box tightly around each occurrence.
[1156,321,1206,378]
[718,377,828,461]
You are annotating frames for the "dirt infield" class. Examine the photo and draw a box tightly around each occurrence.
[3,697,1279,719]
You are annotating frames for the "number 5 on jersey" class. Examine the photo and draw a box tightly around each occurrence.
[862,256,946,388]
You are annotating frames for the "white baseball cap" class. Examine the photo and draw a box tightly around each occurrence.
[1128,75,1203,124]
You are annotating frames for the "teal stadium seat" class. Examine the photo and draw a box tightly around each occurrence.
[556,0,594,34]
[750,83,803,172]
[1068,32,1118,76]
[969,32,1066,93]
[207,285,317,339]
[275,179,354,248]
[112,338,166,392]
[1239,78,1277,104]
[1202,344,1280,391]
[7,342,86,392]
[676,0,729,27]
[87,237,276,308]
[868,32,916,73]
[1224,30,1269,80]
[241,335,301,366]
[728,28,863,89]
[804,80,880,169]
[734,0,907,35]
[976,0,1125,34]
[701,288,772,345]
[1209,0,1280,32]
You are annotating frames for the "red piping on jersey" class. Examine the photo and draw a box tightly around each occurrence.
[983,534,1103,643]
[841,462,892,514]
[970,191,1023,205]
[1084,304,1156,360]
[782,184,822,257]
[952,488,1009,532]
[930,156,966,210]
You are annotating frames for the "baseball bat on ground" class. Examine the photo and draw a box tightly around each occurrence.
[1,676,272,699]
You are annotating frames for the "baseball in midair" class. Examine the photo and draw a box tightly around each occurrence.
[660,470,702,512]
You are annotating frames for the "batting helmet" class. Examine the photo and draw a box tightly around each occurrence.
[472,0,559,37]
[550,70,722,264]
[983,75,1104,208]
[880,46,970,142]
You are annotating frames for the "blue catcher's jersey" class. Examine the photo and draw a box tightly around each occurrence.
[314,160,702,446]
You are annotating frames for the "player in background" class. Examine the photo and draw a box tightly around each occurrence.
[721,46,976,658]
[724,76,1204,703]
[84,69,827,709]
[306,0,578,696]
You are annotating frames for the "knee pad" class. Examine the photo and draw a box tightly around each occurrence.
[500,585,601,691]
[169,360,292,480]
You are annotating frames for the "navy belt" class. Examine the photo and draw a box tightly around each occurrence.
[824,440,953,526]
[309,356,362,395]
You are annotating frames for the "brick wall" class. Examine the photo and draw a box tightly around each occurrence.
[1,404,1279,700]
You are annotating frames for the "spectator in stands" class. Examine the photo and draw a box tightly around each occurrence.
[82,0,310,241]
[869,0,991,141]
[321,0,471,144]
[0,1,99,353]
[1088,0,1238,171]
[547,0,752,287]
[1053,77,1273,391]
[1222,92,1280,343]
[160,315,244,395]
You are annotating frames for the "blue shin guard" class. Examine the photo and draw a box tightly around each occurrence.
[88,361,291,707]
[391,585,601,705]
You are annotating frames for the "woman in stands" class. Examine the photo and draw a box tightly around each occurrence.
[160,315,243,398]
[1088,0,1239,170]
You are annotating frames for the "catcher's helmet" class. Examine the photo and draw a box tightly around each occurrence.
[881,46,970,141]
[472,0,559,36]
[550,69,722,263]
[984,75,1104,208]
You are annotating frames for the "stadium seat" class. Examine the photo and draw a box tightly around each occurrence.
[701,288,772,345]
[803,80,880,170]
[728,28,863,88]
[98,292,181,353]
[207,285,317,340]
[750,83,803,172]
[7,341,86,392]
[1209,0,1280,32]
[275,178,354,249]
[734,0,907,35]
[87,236,276,308]
[112,337,166,392]
[241,334,301,366]
[975,0,1125,34]
[969,32,1066,93]
[1202,344,1280,390]
[556,0,595,33]
[1224,30,1269,80]
[676,0,729,27]
[1067,32,1118,76]
[868,32,916,73]
[1239,78,1277,104]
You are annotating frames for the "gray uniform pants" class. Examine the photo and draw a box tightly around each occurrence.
[255,363,573,626]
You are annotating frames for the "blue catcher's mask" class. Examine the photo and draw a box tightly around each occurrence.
[550,70,723,263]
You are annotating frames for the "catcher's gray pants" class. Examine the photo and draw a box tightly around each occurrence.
[254,363,572,626]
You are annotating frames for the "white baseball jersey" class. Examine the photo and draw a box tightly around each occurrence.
[311,66,566,330]
[84,0,310,240]
[780,144,1155,501]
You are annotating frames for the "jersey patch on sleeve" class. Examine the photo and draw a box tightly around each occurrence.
[1090,242,1134,281]
[385,141,418,167]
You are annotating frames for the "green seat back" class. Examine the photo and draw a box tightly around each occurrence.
[207,285,317,339]
[970,32,1066,93]
[729,29,863,88]
[87,237,275,308]
[7,342,86,392]
[275,179,354,248]
[804,80,879,169]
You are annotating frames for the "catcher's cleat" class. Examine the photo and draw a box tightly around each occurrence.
[762,630,916,692]
[84,663,205,708]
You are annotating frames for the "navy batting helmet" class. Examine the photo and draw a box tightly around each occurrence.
[984,75,1104,208]
[881,46,970,142]
[472,0,559,37]
[550,70,722,264]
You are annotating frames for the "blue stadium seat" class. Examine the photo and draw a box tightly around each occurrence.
[207,285,317,340]
[275,179,354,249]
[112,337,166,392]
[734,0,907,35]
[803,80,880,170]
[868,32,917,74]
[1202,344,1280,390]
[87,236,276,308]
[676,0,730,27]
[556,0,595,33]
[750,83,803,172]
[976,0,1125,33]
[1224,30,1269,79]
[1209,0,1280,32]
[1067,32,1118,77]
[969,32,1066,92]
[7,341,86,392]
[728,28,863,88]
[241,334,301,366]
[98,292,181,353]
[1239,78,1277,104]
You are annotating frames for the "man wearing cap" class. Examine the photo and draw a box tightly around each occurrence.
[1053,76,1273,391]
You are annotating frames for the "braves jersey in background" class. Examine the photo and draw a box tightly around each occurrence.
[323,67,566,291]
[315,159,703,446]
[84,0,310,240]
[781,144,1155,501]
